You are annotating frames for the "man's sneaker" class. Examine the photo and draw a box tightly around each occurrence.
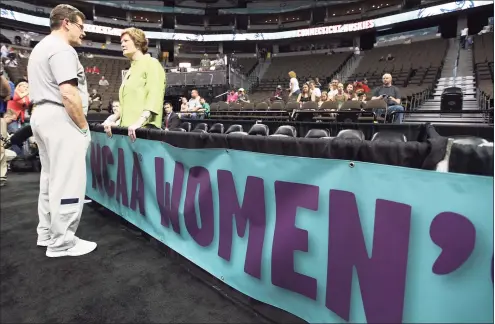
[46,238,97,258]
[37,239,52,247]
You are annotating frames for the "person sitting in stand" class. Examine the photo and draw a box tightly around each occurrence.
[270,85,283,102]
[318,91,329,108]
[226,89,238,103]
[236,88,250,103]
[92,65,100,74]
[163,102,180,130]
[7,80,30,133]
[200,53,210,71]
[345,83,358,101]
[370,73,404,124]
[98,76,109,86]
[329,83,348,109]
[199,97,210,118]
[296,83,311,104]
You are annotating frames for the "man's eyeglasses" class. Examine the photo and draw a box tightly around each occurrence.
[65,19,84,32]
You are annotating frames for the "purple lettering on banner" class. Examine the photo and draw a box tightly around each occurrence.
[129,152,146,216]
[184,167,214,247]
[271,181,318,300]
[90,143,103,192]
[326,190,411,323]
[154,158,182,234]
[102,145,115,197]
[217,170,266,279]
[430,212,476,275]
[116,148,129,207]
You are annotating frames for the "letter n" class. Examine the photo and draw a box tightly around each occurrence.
[326,190,411,323]
[90,143,103,192]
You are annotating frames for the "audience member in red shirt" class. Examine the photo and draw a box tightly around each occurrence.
[7,81,30,132]
[226,89,238,103]
[93,66,100,74]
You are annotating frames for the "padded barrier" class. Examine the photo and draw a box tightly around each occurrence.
[90,123,449,170]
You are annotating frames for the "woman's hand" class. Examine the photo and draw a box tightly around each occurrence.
[128,122,141,142]
[103,122,113,137]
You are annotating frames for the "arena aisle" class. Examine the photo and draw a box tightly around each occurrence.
[0,173,267,323]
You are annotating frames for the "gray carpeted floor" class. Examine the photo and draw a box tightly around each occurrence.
[0,172,267,323]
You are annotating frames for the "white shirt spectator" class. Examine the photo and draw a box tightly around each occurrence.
[354,47,360,55]
[328,89,338,97]
[99,78,109,86]
[461,28,468,36]
[311,87,321,101]
[188,97,201,111]
[289,77,300,95]
[1,45,8,58]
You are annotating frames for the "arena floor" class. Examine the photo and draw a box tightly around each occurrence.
[0,172,268,323]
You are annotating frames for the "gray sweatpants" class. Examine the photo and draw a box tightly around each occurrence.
[30,104,90,252]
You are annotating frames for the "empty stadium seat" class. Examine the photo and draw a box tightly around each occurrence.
[180,122,192,132]
[194,123,209,132]
[209,123,224,134]
[305,129,330,138]
[371,131,407,142]
[336,129,365,140]
[272,125,297,137]
[225,124,243,134]
[248,124,269,136]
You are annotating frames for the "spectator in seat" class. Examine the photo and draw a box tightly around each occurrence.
[314,77,322,89]
[7,80,30,133]
[0,109,18,187]
[98,76,109,86]
[0,44,8,58]
[328,79,339,97]
[105,100,120,126]
[346,83,357,100]
[329,83,348,109]
[0,74,12,116]
[379,55,385,62]
[180,97,189,111]
[85,66,92,74]
[92,65,100,74]
[296,84,311,104]
[226,89,238,103]
[181,89,202,119]
[103,27,165,140]
[237,88,250,103]
[287,71,300,98]
[163,101,180,130]
[386,53,394,61]
[88,88,102,111]
[89,88,101,103]
[271,85,283,102]
[318,91,329,108]
[199,97,210,118]
[200,53,210,71]
[371,73,404,124]
[309,81,321,102]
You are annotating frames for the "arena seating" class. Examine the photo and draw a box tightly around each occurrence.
[473,32,494,110]
[169,121,414,142]
[250,52,351,102]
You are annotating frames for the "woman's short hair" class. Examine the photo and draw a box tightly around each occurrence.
[288,71,296,78]
[121,27,148,54]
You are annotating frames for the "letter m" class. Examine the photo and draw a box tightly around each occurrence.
[217,170,266,279]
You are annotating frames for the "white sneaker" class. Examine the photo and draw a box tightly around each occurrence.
[37,239,52,247]
[84,199,92,204]
[46,238,97,258]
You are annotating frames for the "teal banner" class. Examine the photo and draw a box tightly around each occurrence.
[86,132,494,323]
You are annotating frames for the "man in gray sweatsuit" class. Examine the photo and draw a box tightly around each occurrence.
[28,4,97,257]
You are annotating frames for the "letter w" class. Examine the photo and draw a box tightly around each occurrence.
[155,158,183,234]
[217,170,266,279]
[326,190,411,323]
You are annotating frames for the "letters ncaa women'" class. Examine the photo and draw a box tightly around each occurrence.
[27,4,97,258]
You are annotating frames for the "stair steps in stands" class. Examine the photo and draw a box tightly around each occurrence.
[341,55,363,83]
[403,41,484,124]
[247,60,270,92]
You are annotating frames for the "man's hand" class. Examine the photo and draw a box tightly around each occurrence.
[128,122,141,142]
